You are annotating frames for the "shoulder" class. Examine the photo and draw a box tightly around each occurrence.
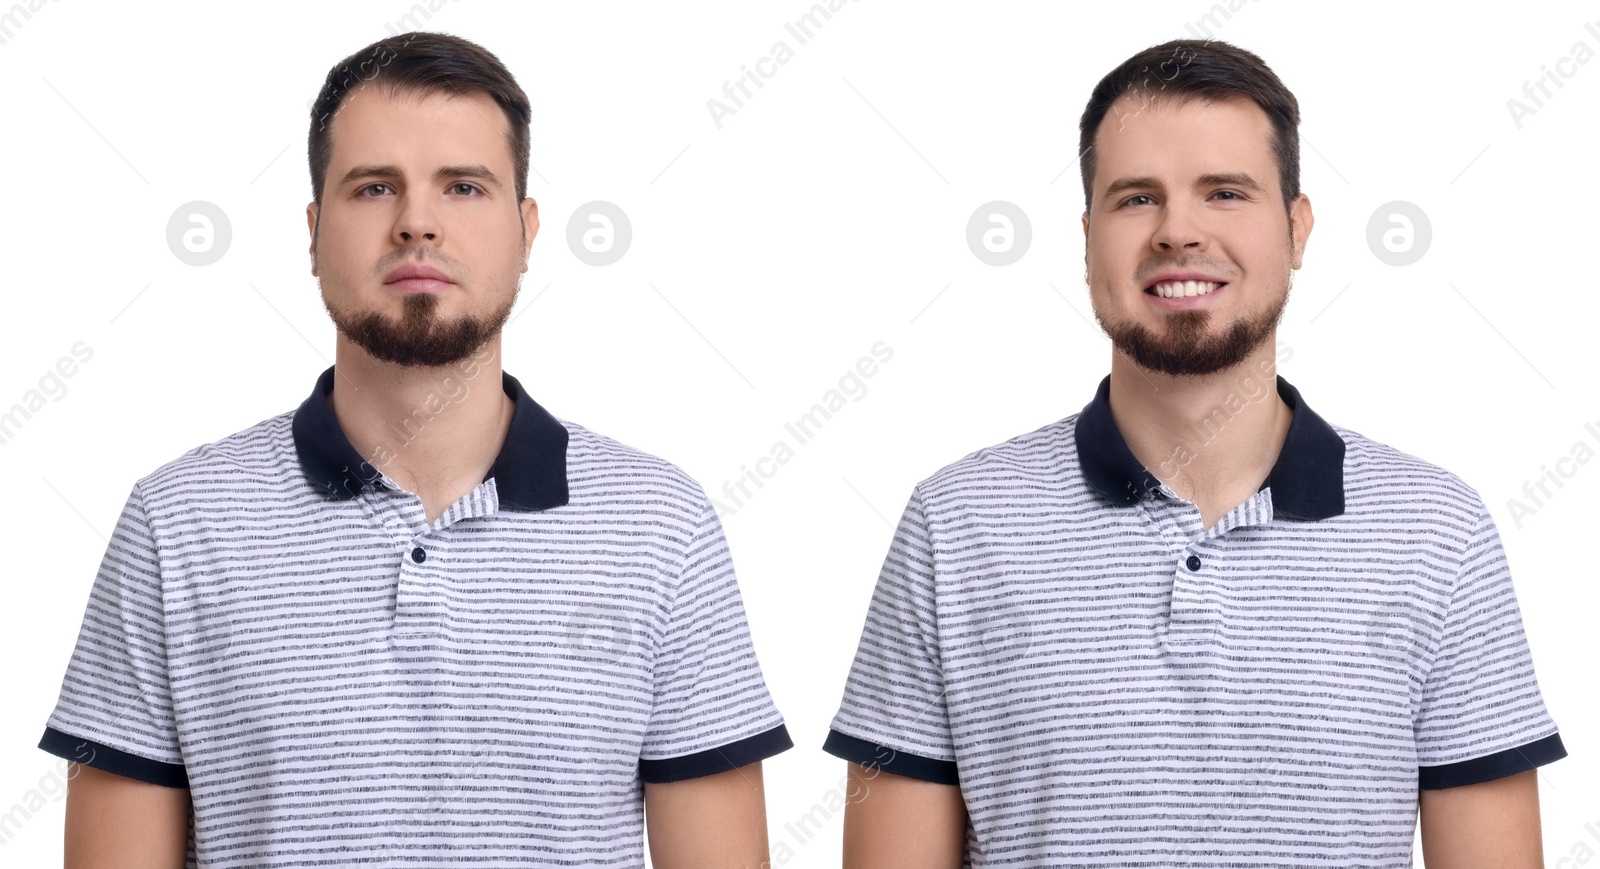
[559,419,713,525]
[914,414,1080,511]
[133,411,298,510]
[1330,422,1488,533]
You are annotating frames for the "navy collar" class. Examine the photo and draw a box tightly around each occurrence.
[291,365,569,511]
[1074,374,1345,520]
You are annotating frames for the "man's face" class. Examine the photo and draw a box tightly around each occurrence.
[1081,95,1311,377]
[307,88,538,368]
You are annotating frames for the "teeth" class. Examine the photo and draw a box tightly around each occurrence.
[1151,280,1222,299]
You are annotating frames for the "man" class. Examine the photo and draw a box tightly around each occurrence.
[39,32,790,868]
[824,39,1566,867]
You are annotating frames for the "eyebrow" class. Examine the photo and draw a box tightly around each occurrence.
[1101,172,1268,201]
[337,163,505,192]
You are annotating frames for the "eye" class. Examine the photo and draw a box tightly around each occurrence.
[358,183,393,196]
[1120,194,1155,208]
[451,183,483,196]
[1212,190,1244,201]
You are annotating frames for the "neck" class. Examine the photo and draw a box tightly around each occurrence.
[1106,344,1291,509]
[326,335,513,501]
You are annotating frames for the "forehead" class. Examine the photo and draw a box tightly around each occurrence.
[1092,95,1276,187]
[325,87,510,171]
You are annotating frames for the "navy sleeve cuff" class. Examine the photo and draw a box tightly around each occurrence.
[39,727,189,789]
[822,729,959,786]
[639,723,794,784]
[1419,732,1567,790]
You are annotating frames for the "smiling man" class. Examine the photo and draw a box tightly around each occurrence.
[824,40,1565,867]
[39,33,790,868]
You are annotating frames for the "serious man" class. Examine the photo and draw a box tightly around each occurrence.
[40,33,790,868]
[824,39,1565,867]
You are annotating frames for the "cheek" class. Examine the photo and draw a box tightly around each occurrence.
[1239,239,1294,277]
[317,216,367,258]
[331,211,394,250]
[1085,242,1135,289]
[1243,217,1295,259]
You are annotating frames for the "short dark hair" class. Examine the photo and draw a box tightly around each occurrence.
[1077,39,1300,215]
[308,32,531,206]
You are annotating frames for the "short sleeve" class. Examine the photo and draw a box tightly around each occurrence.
[638,497,791,783]
[823,487,959,785]
[39,486,189,788]
[1414,498,1566,789]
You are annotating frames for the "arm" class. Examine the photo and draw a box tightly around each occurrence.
[64,764,190,869]
[1419,769,1543,869]
[842,763,966,869]
[644,761,771,869]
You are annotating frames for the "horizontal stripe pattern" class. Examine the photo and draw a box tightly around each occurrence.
[43,382,788,867]
[828,387,1563,867]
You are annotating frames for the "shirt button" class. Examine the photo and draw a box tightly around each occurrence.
[411,546,427,564]
[1186,554,1201,571]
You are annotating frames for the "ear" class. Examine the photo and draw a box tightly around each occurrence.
[306,202,320,276]
[1082,211,1092,274]
[1288,193,1314,270]
[519,197,540,271]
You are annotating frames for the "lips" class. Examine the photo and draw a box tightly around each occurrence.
[1141,270,1229,301]
[1148,279,1224,299]
[384,263,455,293]
[385,264,453,284]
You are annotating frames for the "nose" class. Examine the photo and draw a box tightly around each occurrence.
[393,193,441,246]
[1151,199,1207,253]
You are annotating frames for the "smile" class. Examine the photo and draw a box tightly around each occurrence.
[1148,280,1224,299]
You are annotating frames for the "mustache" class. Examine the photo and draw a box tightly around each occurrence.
[1135,261,1236,284]
[379,249,459,272]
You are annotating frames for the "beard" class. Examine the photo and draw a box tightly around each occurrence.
[322,278,519,368]
[1095,275,1290,377]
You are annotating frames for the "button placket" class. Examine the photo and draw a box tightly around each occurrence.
[387,483,489,644]
[1168,544,1219,645]
[1138,496,1193,562]
[353,479,419,550]
[427,480,499,535]
[1136,494,1206,647]
[1205,490,1274,540]
[395,534,447,639]
[1151,495,1217,645]
[1155,491,1270,650]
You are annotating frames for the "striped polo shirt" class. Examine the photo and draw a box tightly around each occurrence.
[824,373,1566,867]
[40,364,791,868]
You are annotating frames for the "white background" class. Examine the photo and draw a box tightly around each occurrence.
[2,0,1595,865]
